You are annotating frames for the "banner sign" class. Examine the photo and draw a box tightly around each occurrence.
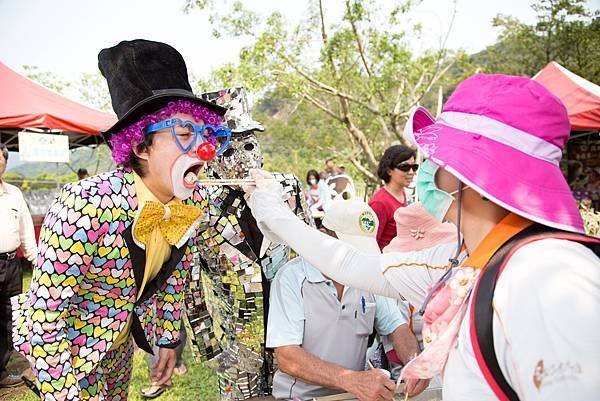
[18,132,70,163]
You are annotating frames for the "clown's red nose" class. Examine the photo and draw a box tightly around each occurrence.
[197,142,216,161]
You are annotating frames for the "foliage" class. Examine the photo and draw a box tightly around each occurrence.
[22,65,72,94]
[186,0,468,184]
[6,146,116,191]
[24,66,112,111]
[75,72,112,112]
[254,88,347,180]
[473,0,600,82]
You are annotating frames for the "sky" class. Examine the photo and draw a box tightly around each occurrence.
[5,0,595,82]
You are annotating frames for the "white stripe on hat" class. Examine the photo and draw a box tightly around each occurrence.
[438,111,563,165]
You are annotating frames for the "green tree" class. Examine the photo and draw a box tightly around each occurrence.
[75,72,112,112]
[187,0,471,184]
[22,65,71,94]
[473,0,600,82]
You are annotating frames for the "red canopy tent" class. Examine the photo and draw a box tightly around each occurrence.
[0,61,116,150]
[533,61,600,131]
[534,62,600,209]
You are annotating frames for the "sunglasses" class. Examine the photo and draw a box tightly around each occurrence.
[395,163,419,172]
[144,118,231,155]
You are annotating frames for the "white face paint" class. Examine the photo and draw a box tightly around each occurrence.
[170,153,205,199]
[207,133,263,179]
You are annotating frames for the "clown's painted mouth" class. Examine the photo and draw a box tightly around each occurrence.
[183,162,204,188]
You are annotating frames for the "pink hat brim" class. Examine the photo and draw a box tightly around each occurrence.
[407,107,584,233]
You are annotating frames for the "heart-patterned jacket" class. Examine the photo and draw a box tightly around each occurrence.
[11,168,208,401]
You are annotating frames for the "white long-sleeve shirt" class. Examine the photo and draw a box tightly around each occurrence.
[442,238,600,401]
[0,181,38,262]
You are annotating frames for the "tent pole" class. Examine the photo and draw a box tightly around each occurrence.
[56,162,60,191]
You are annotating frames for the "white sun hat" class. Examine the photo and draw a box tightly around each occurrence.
[322,199,381,255]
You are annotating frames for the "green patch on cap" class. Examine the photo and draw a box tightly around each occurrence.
[358,211,376,234]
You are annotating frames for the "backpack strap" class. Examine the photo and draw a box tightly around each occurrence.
[470,225,600,401]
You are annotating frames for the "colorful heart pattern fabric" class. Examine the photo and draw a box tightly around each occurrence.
[11,168,208,401]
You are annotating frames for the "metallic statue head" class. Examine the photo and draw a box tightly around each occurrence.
[202,87,265,179]
[207,132,263,179]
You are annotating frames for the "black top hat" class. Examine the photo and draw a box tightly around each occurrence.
[98,39,226,142]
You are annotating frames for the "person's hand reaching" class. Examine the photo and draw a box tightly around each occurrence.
[242,169,291,244]
[242,169,277,199]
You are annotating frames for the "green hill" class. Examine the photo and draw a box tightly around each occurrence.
[7,145,115,178]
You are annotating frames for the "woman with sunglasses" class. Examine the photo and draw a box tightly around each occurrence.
[369,145,419,250]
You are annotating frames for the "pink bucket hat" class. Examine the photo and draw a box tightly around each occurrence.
[383,203,458,253]
[404,74,584,233]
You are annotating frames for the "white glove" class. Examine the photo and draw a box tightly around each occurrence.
[243,169,291,244]
[243,169,280,199]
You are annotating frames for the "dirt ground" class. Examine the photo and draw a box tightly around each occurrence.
[0,353,32,401]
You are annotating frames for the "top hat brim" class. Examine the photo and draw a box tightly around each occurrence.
[101,89,227,143]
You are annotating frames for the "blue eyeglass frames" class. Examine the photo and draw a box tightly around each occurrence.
[144,118,232,155]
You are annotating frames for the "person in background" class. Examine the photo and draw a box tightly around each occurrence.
[369,145,418,250]
[267,200,426,401]
[338,164,346,174]
[77,168,89,180]
[305,169,328,228]
[0,143,37,389]
[319,158,341,180]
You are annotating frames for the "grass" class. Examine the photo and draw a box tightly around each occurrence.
[0,268,219,401]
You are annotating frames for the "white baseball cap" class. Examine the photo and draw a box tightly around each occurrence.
[321,199,381,254]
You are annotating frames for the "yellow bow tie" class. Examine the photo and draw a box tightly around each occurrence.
[133,201,203,249]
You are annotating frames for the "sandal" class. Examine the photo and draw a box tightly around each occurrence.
[140,382,171,399]
[173,364,188,376]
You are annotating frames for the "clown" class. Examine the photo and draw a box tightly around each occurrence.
[11,39,232,401]
[184,87,312,400]
[242,74,600,400]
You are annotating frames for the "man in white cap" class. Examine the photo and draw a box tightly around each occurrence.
[266,200,427,401]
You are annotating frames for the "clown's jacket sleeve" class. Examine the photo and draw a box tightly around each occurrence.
[153,250,192,347]
[25,184,104,401]
[155,185,209,348]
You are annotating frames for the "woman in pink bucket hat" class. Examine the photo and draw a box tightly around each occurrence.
[242,73,600,400]
[383,203,457,253]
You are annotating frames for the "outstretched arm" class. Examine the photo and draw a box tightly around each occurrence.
[253,186,400,297]
[244,170,450,302]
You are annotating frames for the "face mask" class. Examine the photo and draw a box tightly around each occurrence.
[416,159,459,221]
[309,179,317,185]
[207,134,263,179]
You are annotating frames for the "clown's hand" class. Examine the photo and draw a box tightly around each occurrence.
[243,169,292,244]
